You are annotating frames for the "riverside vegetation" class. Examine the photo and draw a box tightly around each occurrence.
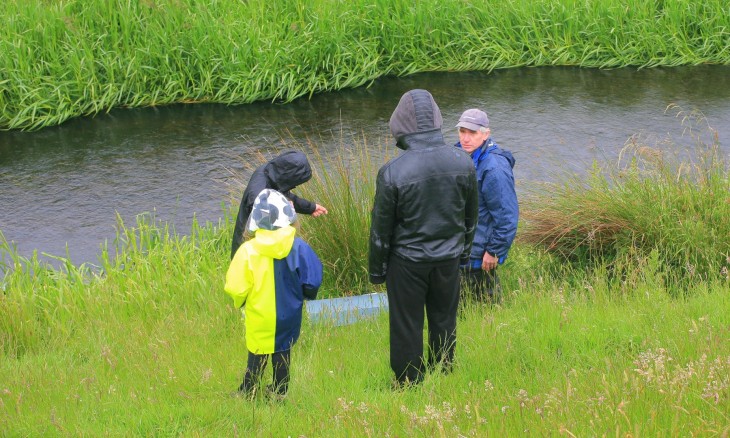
[2,0,730,131]
[1,111,728,435]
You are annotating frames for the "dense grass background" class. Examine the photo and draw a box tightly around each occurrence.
[2,0,730,130]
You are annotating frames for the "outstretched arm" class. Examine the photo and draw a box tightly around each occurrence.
[311,203,328,217]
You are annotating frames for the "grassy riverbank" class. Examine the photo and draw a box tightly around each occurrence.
[2,119,728,435]
[1,260,728,435]
[2,0,730,130]
[291,109,730,296]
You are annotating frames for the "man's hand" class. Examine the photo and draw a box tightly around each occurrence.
[482,252,498,271]
[312,204,328,217]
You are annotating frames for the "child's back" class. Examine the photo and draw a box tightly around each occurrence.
[224,189,323,398]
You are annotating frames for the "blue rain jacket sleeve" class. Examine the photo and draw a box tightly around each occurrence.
[481,165,518,259]
[477,147,519,262]
[287,238,323,300]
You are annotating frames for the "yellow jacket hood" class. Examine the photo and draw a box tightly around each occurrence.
[250,226,296,258]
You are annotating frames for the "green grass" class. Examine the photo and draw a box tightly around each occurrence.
[1,224,728,434]
[2,0,730,130]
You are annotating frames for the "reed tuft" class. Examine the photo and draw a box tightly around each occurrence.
[519,108,730,291]
[227,132,393,296]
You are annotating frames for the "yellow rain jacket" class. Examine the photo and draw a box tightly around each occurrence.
[225,225,322,354]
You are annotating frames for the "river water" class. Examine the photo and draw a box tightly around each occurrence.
[1,66,729,267]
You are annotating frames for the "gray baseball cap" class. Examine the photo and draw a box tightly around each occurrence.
[455,108,489,131]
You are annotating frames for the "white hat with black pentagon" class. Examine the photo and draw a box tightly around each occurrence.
[247,189,297,232]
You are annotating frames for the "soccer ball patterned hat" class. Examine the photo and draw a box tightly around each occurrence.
[247,189,297,232]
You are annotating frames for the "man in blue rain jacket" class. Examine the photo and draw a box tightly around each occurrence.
[455,108,519,303]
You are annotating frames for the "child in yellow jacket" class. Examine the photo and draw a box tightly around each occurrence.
[225,189,323,399]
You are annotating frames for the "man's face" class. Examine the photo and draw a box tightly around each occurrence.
[458,127,490,154]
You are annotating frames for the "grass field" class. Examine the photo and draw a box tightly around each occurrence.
[1,266,728,435]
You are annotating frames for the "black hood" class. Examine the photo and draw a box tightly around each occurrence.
[264,150,312,192]
[389,89,443,149]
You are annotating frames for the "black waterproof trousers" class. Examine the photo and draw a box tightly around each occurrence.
[460,266,501,303]
[386,255,460,385]
[239,349,291,396]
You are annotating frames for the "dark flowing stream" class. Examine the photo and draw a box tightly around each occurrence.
[1,66,729,267]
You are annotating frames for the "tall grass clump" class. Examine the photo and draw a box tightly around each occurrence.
[0,213,229,359]
[1,231,100,358]
[298,138,393,296]
[228,132,394,296]
[519,108,730,292]
[2,0,730,131]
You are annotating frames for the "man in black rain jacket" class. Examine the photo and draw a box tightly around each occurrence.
[369,89,478,386]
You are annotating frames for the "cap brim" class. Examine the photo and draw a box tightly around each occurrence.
[455,121,484,131]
